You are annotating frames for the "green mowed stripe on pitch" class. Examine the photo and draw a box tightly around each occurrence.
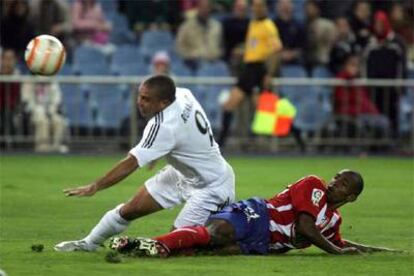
[1,155,413,275]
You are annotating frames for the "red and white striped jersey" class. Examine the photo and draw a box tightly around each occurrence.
[265,175,344,252]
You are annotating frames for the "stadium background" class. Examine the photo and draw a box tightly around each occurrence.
[1,0,413,275]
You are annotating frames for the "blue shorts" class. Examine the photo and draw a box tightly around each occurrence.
[208,197,270,255]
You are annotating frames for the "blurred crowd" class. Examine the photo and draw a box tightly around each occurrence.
[0,0,413,153]
[1,0,413,73]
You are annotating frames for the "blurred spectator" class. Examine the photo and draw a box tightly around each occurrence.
[151,51,172,75]
[181,0,233,16]
[303,0,336,75]
[335,55,379,116]
[29,0,73,55]
[334,55,389,140]
[348,0,372,50]
[71,0,112,52]
[0,49,22,138]
[389,2,414,66]
[181,0,199,14]
[176,0,223,71]
[21,81,68,153]
[389,2,414,44]
[218,0,282,147]
[334,55,386,141]
[329,17,360,74]
[221,0,249,63]
[274,0,305,65]
[0,0,35,59]
[363,11,407,138]
[121,0,182,33]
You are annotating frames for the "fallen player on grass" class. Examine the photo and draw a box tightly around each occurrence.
[109,170,401,257]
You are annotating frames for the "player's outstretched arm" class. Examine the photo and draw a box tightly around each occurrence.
[342,239,403,253]
[296,213,360,255]
[63,154,139,197]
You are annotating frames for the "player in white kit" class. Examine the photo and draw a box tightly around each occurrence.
[55,75,235,252]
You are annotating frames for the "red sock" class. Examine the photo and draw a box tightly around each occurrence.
[154,226,210,251]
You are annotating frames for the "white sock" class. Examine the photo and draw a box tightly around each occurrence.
[83,204,130,246]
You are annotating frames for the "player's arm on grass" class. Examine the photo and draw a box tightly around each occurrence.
[295,213,359,255]
[268,248,291,255]
[191,244,242,256]
[342,239,403,253]
[63,154,138,197]
[208,245,290,256]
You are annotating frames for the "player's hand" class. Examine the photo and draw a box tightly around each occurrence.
[340,247,362,255]
[63,183,98,197]
[369,247,406,253]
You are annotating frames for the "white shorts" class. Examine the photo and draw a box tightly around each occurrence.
[145,165,235,228]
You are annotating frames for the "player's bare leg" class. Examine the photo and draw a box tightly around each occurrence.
[119,184,163,220]
[223,86,246,112]
[55,186,163,252]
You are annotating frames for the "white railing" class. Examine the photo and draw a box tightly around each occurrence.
[1,75,413,153]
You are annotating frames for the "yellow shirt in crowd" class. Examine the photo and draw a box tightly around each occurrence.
[244,18,282,63]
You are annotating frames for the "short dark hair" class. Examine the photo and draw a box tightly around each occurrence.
[142,75,176,103]
[345,170,364,196]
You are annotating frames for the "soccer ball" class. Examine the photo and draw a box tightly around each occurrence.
[25,35,66,76]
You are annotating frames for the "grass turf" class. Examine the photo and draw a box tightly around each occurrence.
[0,155,413,275]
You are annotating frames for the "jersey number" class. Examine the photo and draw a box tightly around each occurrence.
[195,110,214,146]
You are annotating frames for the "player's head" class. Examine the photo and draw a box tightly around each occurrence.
[305,0,320,20]
[233,0,247,18]
[335,17,351,38]
[251,0,268,19]
[197,0,211,19]
[353,0,371,21]
[276,0,293,20]
[373,10,391,40]
[326,169,364,206]
[1,48,17,75]
[137,75,176,118]
[343,54,360,77]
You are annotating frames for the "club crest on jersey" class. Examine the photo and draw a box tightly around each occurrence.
[243,207,260,222]
[311,189,324,206]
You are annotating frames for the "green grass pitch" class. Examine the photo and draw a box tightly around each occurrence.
[1,155,413,275]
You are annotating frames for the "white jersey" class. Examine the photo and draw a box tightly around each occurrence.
[129,87,230,188]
